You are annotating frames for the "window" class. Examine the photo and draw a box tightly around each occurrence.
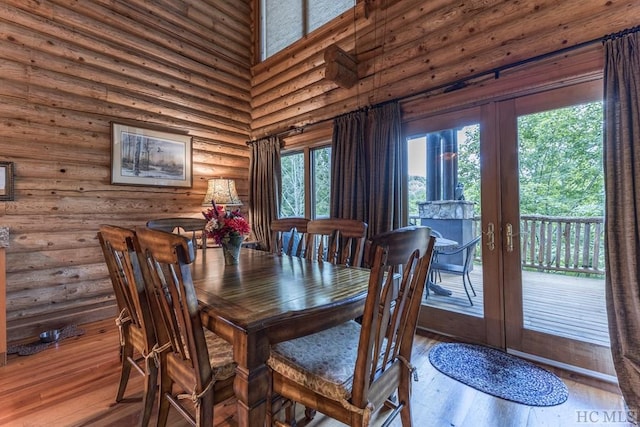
[281,152,305,217]
[312,147,331,218]
[260,0,354,60]
[280,146,331,218]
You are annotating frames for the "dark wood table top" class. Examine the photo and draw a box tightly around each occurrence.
[190,247,372,426]
[192,247,371,332]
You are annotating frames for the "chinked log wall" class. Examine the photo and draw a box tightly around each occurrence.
[251,0,639,139]
[0,0,252,342]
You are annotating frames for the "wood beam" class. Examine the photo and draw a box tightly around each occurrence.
[324,44,359,89]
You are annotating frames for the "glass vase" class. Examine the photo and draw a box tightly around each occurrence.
[221,234,243,265]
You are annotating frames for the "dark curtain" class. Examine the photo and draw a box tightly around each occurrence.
[330,102,403,237]
[366,102,404,236]
[330,110,368,222]
[249,136,281,251]
[603,28,640,419]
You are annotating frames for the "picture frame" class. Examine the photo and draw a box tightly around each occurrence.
[111,122,193,188]
[0,161,14,201]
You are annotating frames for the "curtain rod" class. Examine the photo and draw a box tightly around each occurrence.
[246,26,639,146]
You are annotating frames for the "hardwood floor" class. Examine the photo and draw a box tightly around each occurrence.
[0,319,630,427]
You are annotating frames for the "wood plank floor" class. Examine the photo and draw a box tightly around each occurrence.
[0,318,631,427]
[424,266,609,346]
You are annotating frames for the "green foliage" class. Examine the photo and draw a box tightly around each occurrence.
[408,175,426,216]
[518,102,603,216]
[281,152,305,217]
[313,147,331,218]
[407,101,604,218]
[280,147,332,218]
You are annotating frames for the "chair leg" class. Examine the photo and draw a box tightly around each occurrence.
[140,361,157,427]
[116,340,133,402]
[466,272,477,296]
[195,387,214,427]
[462,275,474,306]
[304,406,316,422]
[397,373,413,427]
[156,371,173,427]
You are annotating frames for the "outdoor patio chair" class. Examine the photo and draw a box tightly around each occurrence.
[429,235,481,306]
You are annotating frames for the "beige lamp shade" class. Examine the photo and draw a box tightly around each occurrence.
[202,178,243,207]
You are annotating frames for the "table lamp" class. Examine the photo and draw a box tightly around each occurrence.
[202,178,243,208]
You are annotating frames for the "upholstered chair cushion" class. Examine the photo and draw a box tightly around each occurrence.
[267,320,361,401]
[204,329,236,380]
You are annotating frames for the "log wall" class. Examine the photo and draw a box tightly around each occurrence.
[251,0,639,138]
[0,0,252,342]
[1,0,638,343]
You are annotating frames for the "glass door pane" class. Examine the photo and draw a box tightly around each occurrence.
[503,82,615,377]
[409,106,495,344]
[409,125,483,315]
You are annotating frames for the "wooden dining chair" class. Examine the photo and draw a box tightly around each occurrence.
[146,217,208,249]
[97,225,157,427]
[270,217,309,257]
[134,226,236,427]
[304,218,368,267]
[267,226,435,427]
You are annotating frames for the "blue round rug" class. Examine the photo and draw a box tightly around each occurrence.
[429,343,568,406]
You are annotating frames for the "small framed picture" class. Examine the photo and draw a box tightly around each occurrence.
[111,122,193,188]
[0,161,15,201]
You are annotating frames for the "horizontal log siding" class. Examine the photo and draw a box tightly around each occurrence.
[0,0,252,342]
[250,0,639,138]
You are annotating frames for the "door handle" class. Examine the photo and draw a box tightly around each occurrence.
[506,223,516,253]
[483,222,495,251]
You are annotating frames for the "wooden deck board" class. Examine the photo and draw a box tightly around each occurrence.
[423,265,609,346]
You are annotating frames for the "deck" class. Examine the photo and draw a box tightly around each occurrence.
[423,265,609,347]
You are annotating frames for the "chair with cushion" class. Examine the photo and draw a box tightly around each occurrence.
[267,226,435,427]
[135,226,236,427]
[146,217,208,249]
[270,217,309,257]
[97,225,157,427]
[429,235,482,306]
[304,218,368,267]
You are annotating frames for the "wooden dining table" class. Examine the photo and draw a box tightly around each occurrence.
[190,247,372,427]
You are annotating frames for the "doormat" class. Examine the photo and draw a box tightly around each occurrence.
[429,342,568,406]
[7,325,85,356]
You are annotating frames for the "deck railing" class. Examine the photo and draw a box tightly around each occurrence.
[410,214,605,276]
[518,215,605,276]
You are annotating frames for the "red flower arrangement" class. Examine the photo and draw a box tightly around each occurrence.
[202,201,251,245]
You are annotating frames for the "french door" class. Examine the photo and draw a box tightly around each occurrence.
[408,105,503,348]
[409,80,614,377]
[501,81,614,377]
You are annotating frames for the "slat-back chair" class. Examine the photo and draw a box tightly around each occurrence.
[97,225,157,427]
[146,217,208,249]
[134,226,236,427]
[270,218,309,257]
[267,226,435,427]
[305,218,368,267]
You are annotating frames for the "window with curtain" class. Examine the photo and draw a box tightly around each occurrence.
[280,146,331,218]
[260,0,354,60]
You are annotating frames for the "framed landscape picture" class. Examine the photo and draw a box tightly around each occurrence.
[111,122,193,188]
[0,161,14,201]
